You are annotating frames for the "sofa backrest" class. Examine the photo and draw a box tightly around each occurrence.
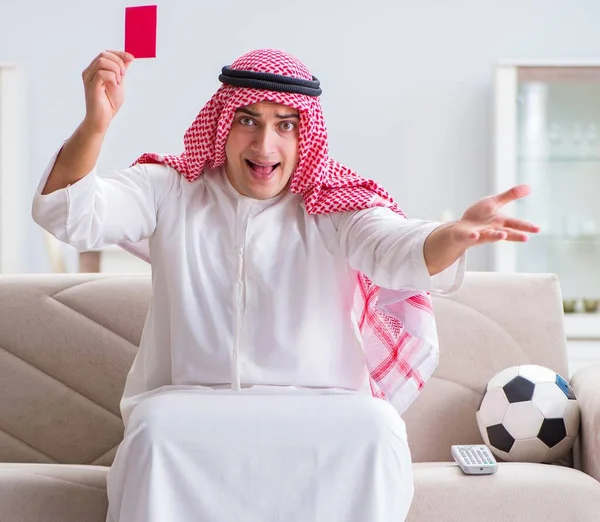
[0,274,148,465]
[0,272,568,465]
[406,271,568,462]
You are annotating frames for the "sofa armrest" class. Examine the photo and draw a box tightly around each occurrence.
[570,363,600,482]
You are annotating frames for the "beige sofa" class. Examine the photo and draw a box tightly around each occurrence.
[0,271,598,521]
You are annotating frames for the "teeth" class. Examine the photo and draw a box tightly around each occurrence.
[247,160,278,168]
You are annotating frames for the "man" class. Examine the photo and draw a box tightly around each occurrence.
[32,48,538,522]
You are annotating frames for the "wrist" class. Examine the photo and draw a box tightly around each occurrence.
[424,221,466,276]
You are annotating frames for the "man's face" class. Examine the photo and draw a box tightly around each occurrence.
[224,101,300,200]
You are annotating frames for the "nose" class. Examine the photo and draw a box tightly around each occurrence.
[250,126,276,157]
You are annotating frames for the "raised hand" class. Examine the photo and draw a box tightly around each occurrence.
[81,50,134,135]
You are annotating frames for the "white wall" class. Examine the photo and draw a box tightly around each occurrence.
[2,0,600,272]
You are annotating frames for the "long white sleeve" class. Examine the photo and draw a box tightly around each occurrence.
[331,206,465,295]
[31,147,179,251]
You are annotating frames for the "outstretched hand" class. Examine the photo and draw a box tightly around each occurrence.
[423,185,539,276]
[452,185,540,247]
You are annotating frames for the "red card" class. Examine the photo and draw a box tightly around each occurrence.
[125,5,157,59]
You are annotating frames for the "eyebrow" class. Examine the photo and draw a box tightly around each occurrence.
[237,107,299,119]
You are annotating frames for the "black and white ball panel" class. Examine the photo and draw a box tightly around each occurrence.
[476,364,580,463]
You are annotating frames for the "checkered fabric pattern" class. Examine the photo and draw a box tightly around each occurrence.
[132,49,437,407]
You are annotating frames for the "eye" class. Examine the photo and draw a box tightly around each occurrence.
[239,116,255,126]
[279,121,297,132]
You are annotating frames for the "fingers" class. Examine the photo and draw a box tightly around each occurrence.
[455,222,532,246]
[84,58,122,86]
[494,184,531,206]
[83,51,134,85]
[502,216,540,233]
[90,70,120,96]
[86,50,134,71]
[452,223,494,244]
[106,50,135,72]
[107,50,135,63]
[478,227,530,243]
[501,229,529,241]
[476,229,509,242]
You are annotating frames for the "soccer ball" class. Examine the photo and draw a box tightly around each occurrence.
[476,364,580,463]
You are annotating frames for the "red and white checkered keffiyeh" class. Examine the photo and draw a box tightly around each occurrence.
[129,49,439,414]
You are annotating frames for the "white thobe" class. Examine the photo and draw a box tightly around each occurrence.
[32,147,465,522]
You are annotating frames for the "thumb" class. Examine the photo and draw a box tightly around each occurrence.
[494,184,531,206]
[124,53,135,70]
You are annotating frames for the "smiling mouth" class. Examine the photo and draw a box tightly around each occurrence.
[245,159,281,176]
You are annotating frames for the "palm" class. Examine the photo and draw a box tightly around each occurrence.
[453,185,539,245]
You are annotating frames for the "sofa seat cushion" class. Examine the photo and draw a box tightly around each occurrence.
[0,463,108,522]
[3,461,600,521]
[408,461,600,521]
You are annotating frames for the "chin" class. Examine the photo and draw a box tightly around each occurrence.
[244,175,291,200]
[247,185,286,200]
